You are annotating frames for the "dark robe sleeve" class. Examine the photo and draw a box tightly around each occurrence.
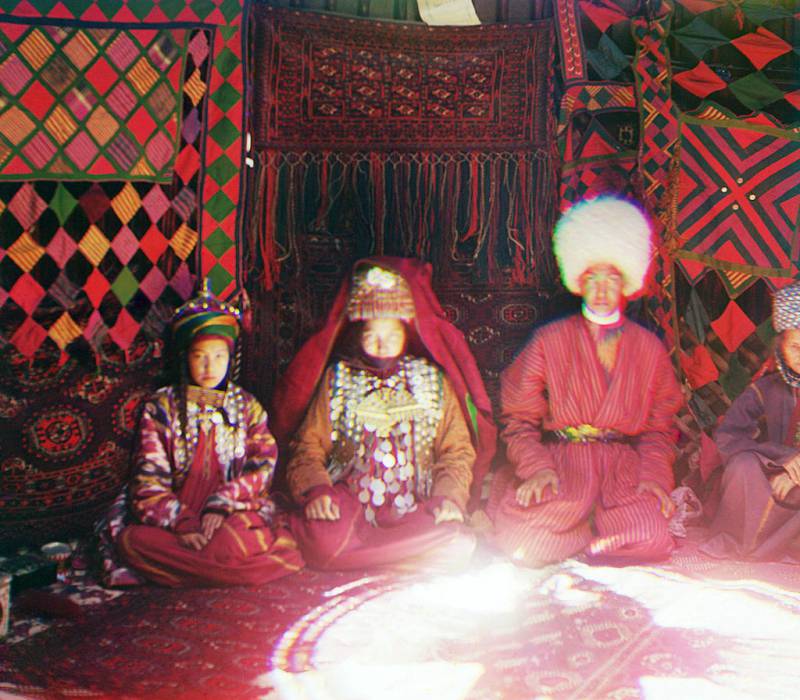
[715,380,799,466]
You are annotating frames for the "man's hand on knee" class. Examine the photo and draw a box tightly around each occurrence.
[637,479,675,518]
[771,472,797,501]
[516,469,559,508]
[783,454,800,486]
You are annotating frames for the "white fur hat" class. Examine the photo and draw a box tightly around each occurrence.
[553,196,653,297]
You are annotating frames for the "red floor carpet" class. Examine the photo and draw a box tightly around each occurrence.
[3,533,800,699]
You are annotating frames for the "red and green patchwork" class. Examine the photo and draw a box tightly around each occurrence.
[632,10,680,342]
[556,82,638,213]
[0,27,211,359]
[633,15,679,213]
[559,153,638,211]
[0,0,247,303]
[554,0,636,84]
[558,82,636,145]
[669,1,798,126]
[0,22,188,181]
[0,0,243,25]
[562,108,639,163]
[578,0,636,83]
[673,263,777,424]
[200,22,245,298]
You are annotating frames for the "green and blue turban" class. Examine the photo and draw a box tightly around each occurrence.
[171,279,241,353]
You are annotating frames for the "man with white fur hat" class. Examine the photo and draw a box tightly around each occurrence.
[488,196,683,566]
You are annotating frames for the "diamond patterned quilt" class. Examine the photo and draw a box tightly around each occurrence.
[0,22,187,181]
[669,1,798,126]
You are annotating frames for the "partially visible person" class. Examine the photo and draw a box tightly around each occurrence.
[96,281,303,587]
[488,196,683,566]
[272,257,496,571]
[702,281,800,561]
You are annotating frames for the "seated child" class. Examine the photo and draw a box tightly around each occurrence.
[96,281,303,587]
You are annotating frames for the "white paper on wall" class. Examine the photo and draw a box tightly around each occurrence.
[417,0,480,26]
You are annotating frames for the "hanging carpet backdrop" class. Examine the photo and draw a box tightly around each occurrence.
[553,0,643,212]
[672,113,800,286]
[631,10,680,352]
[253,8,551,149]
[246,6,561,409]
[0,0,249,549]
[554,0,636,85]
[0,25,211,361]
[645,2,798,479]
[0,338,163,548]
[556,81,639,209]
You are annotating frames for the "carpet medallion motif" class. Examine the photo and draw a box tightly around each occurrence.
[0,340,162,548]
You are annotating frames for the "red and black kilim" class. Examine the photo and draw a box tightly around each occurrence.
[673,113,800,284]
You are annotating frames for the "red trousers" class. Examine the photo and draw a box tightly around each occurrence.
[118,513,302,587]
[119,428,302,587]
[290,484,476,572]
[489,455,673,566]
